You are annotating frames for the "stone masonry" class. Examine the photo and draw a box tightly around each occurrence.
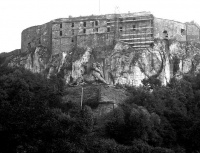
[7,12,200,86]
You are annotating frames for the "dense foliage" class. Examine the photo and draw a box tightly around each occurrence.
[1,65,200,152]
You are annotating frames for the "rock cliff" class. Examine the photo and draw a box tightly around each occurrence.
[2,39,200,86]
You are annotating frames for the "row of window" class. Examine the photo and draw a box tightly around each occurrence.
[59,21,140,33]
[107,17,148,23]
[119,25,136,32]
[59,27,111,36]
[59,17,151,29]
[162,29,186,39]
[58,24,140,36]
[59,20,99,29]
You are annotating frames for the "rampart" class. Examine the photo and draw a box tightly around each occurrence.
[21,12,200,55]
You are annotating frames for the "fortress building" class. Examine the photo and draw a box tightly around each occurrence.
[11,11,200,86]
[21,11,200,55]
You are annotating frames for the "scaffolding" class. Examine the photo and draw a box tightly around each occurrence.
[107,13,154,49]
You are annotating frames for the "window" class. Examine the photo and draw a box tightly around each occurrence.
[107,27,110,32]
[60,31,62,36]
[71,38,74,42]
[119,27,123,32]
[83,21,86,27]
[107,19,110,26]
[163,30,168,39]
[133,25,136,31]
[95,20,98,26]
[28,42,31,48]
[92,21,94,27]
[120,18,123,22]
[181,29,185,35]
[60,23,62,28]
[72,29,74,35]
[71,23,74,27]
[95,28,98,33]
[133,17,136,20]
[163,30,168,34]
[83,29,86,34]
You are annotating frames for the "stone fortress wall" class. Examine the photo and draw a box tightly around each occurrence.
[21,22,52,53]
[15,12,200,86]
[21,12,200,55]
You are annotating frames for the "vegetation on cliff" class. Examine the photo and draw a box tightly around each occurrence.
[1,65,200,153]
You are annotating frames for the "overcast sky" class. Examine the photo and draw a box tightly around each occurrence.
[0,0,200,53]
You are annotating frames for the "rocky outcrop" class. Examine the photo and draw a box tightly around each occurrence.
[3,39,200,86]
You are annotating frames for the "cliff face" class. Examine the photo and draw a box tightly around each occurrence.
[5,39,200,86]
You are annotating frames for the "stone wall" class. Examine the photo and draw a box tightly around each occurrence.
[17,22,52,74]
[21,22,52,53]
[51,15,113,55]
[154,18,186,41]
[20,13,200,56]
[186,23,200,41]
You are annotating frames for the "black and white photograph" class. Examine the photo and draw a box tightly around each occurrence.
[1,0,200,152]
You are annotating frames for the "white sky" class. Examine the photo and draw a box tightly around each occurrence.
[0,0,200,53]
